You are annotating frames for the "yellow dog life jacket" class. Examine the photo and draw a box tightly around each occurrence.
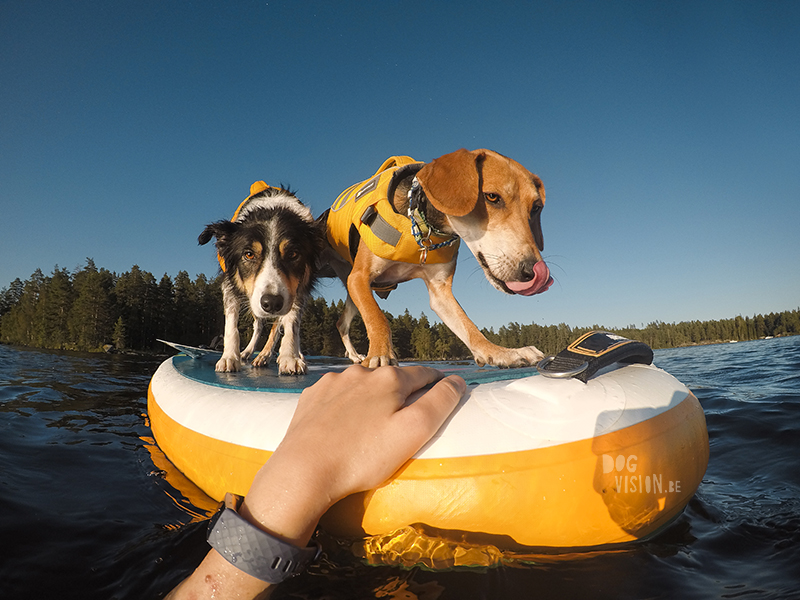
[216,181,276,272]
[327,156,460,266]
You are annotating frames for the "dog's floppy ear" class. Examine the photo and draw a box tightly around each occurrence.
[417,148,483,217]
[198,220,237,246]
[199,220,239,273]
[531,174,545,251]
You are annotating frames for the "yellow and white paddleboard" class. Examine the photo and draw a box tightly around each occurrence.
[148,334,708,565]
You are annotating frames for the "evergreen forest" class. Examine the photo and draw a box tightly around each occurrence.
[2,260,798,359]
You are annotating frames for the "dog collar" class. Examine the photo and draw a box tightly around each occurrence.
[407,178,459,264]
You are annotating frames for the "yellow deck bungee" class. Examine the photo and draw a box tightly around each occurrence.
[327,156,460,267]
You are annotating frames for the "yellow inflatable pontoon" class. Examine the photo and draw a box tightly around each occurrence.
[147,333,708,566]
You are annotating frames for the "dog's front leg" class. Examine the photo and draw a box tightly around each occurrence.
[217,289,242,372]
[274,305,307,375]
[251,321,281,368]
[348,250,397,368]
[424,270,544,368]
[324,249,365,363]
[240,318,263,362]
[336,295,366,363]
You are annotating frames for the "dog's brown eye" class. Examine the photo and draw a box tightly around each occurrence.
[485,192,501,203]
[243,250,256,261]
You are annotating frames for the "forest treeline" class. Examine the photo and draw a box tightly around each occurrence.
[1,260,798,358]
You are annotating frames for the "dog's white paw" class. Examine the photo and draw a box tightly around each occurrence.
[216,355,241,372]
[363,355,398,368]
[512,345,545,366]
[278,354,307,375]
[345,350,366,363]
[251,352,272,368]
[473,345,544,368]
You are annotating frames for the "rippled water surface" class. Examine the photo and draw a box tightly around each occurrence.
[1,337,799,599]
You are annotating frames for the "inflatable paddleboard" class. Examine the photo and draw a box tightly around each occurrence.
[147,333,708,566]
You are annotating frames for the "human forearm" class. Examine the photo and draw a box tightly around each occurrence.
[167,366,466,600]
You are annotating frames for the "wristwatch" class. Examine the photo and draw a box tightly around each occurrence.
[207,492,321,583]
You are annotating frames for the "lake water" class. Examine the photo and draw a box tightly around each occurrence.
[1,337,799,599]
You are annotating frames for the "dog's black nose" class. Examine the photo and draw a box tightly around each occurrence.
[261,294,284,314]
[518,259,537,282]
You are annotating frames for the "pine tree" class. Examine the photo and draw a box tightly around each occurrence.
[0,278,24,317]
[391,309,416,359]
[69,259,116,350]
[411,314,434,360]
[112,317,127,350]
[116,266,159,350]
[155,274,176,343]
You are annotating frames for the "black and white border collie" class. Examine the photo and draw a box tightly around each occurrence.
[198,182,323,375]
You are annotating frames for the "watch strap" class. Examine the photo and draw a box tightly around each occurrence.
[207,493,320,584]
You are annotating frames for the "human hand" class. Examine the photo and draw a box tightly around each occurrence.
[243,364,467,543]
[168,364,466,599]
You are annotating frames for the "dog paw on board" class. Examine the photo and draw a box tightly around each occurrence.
[472,345,544,368]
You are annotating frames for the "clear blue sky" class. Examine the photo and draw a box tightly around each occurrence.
[2,0,798,331]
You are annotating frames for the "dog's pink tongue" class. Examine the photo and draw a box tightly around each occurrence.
[506,261,553,296]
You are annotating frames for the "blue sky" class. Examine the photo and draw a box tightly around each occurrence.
[2,0,798,331]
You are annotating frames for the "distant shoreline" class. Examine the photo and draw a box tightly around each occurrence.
[1,332,795,365]
[2,262,798,359]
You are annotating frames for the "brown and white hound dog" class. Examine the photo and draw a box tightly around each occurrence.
[319,148,553,368]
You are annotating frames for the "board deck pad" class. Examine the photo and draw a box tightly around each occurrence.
[160,341,540,393]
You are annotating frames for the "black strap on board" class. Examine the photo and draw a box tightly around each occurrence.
[537,331,653,383]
